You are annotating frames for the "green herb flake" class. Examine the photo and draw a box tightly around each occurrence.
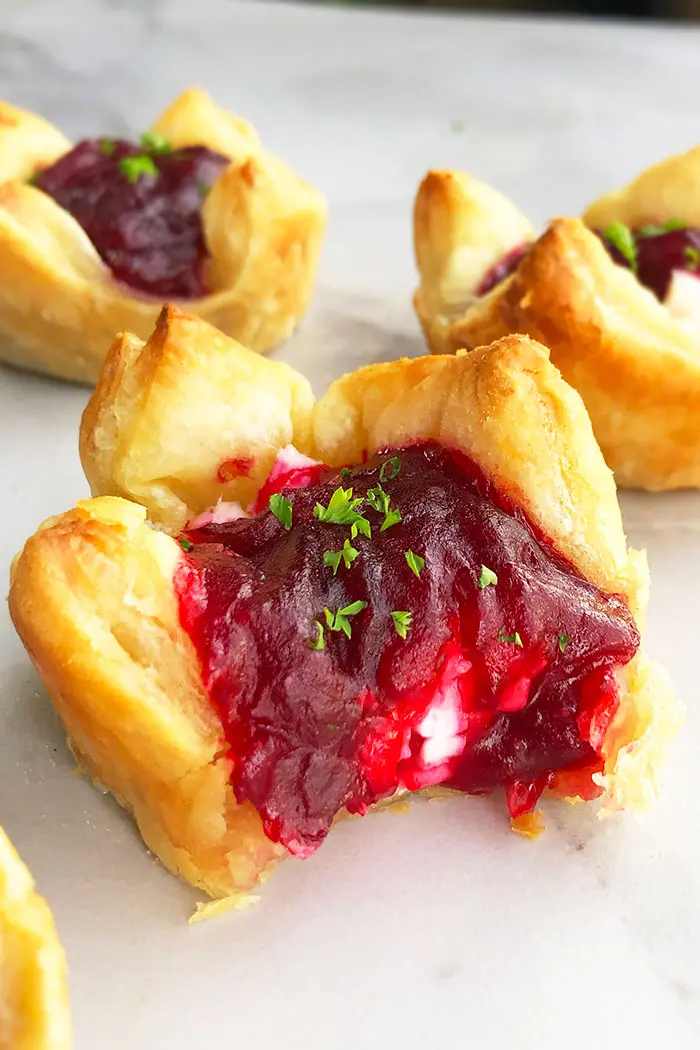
[405,549,425,578]
[306,620,325,650]
[178,537,193,552]
[638,219,686,237]
[339,467,353,480]
[323,539,359,575]
[497,626,523,647]
[195,177,211,199]
[379,456,401,482]
[323,549,342,575]
[685,245,700,270]
[269,493,293,531]
[99,138,117,157]
[558,632,571,654]
[315,486,361,524]
[477,565,498,589]
[350,517,372,540]
[603,221,637,273]
[380,507,402,532]
[367,484,390,515]
[26,171,39,186]
[324,600,368,639]
[140,130,172,155]
[118,154,158,183]
[391,610,413,639]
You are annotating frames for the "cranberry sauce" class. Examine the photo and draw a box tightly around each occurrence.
[34,136,230,298]
[476,243,531,296]
[597,223,700,301]
[176,444,639,857]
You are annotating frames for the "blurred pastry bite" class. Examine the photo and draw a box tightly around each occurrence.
[0,88,326,384]
[414,150,700,490]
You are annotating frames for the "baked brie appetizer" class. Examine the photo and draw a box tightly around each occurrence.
[0,88,326,384]
[0,827,71,1049]
[414,152,700,490]
[9,307,681,902]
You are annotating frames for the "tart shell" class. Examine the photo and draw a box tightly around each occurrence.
[10,308,682,900]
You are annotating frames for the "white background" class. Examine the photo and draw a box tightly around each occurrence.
[1,2,699,1047]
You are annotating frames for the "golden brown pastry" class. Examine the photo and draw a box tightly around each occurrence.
[413,159,700,490]
[0,827,71,1049]
[10,307,681,903]
[0,88,326,384]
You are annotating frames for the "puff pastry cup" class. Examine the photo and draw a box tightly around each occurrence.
[0,88,326,384]
[10,306,681,903]
[414,156,700,490]
[0,827,71,1049]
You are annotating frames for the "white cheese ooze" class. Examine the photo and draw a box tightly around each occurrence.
[187,500,248,529]
[665,269,700,327]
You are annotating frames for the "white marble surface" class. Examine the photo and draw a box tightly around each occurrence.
[1,2,699,1047]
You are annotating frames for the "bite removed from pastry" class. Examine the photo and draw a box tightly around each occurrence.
[0,88,326,384]
[413,157,700,490]
[0,827,71,1050]
[10,308,682,900]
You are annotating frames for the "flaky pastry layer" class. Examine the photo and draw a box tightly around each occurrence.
[413,161,700,489]
[0,828,71,1050]
[11,309,682,901]
[0,88,327,384]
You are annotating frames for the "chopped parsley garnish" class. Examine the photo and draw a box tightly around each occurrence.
[314,486,371,539]
[639,218,686,237]
[603,221,637,273]
[178,537,193,552]
[477,565,498,589]
[685,245,700,270]
[140,131,172,155]
[269,493,293,531]
[323,600,368,639]
[391,610,413,639]
[323,539,359,575]
[498,627,523,647]
[367,484,390,515]
[339,467,353,480]
[380,507,402,532]
[379,456,401,482]
[405,549,425,578]
[558,632,571,654]
[196,178,211,198]
[306,620,325,650]
[118,154,158,183]
[99,139,117,157]
[27,171,39,186]
[367,483,401,531]
[351,517,371,540]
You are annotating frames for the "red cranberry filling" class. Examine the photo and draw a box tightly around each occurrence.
[33,137,230,298]
[597,223,700,301]
[476,243,531,296]
[175,443,639,857]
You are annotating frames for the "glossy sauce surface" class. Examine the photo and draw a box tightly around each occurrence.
[176,444,639,856]
[34,137,230,298]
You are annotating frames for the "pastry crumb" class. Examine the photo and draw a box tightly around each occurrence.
[511,810,546,839]
[189,893,261,925]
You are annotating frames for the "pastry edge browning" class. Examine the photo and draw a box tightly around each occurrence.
[0,88,327,384]
[0,828,71,1050]
[12,321,682,901]
[414,168,700,490]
